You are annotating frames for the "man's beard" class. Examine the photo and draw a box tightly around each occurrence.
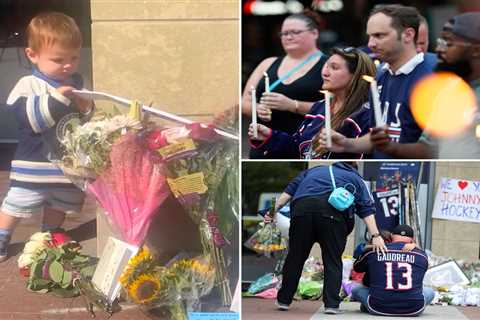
[435,59,472,82]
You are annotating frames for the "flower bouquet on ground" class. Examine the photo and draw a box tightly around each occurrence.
[244,198,287,257]
[120,247,215,320]
[17,231,96,298]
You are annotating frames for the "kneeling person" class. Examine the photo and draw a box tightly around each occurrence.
[351,225,434,316]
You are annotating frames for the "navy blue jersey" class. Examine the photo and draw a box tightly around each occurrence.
[284,162,375,218]
[373,188,400,231]
[6,68,92,188]
[249,100,370,159]
[371,53,434,159]
[354,242,429,316]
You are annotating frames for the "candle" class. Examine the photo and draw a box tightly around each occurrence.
[263,72,270,93]
[362,75,384,127]
[320,90,332,148]
[251,86,258,138]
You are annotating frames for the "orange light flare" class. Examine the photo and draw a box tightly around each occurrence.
[410,72,477,137]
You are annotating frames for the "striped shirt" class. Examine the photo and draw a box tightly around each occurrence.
[6,69,90,188]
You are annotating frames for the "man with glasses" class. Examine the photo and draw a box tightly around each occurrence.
[315,5,435,159]
[369,12,480,158]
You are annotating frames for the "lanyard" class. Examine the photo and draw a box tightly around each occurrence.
[269,51,323,92]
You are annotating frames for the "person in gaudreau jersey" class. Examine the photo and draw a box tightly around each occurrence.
[351,224,435,316]
[0,12,93,262]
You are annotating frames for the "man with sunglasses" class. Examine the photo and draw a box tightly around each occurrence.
[315,5,435,159]
[370,12,480,159]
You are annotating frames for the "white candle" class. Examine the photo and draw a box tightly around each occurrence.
[321,90,332,148]
[251,86,258,138]
[263,72,270,93]
[362,75,383,127]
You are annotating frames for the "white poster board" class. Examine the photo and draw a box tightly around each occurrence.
[91,237,139,302]
[432,177,480,224]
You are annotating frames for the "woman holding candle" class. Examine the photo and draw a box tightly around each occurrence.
[248,47,376,159]
[241,10,328,158]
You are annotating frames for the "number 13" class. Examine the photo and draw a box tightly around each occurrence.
[385,262,412,290]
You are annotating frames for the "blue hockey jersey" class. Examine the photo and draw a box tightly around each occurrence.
[6,69,92,188]
[372,53,434,159]
[353,242,429,316]
[249,100,370,159]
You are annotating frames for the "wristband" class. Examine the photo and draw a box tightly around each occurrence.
[371,233,381,238]
[294,100,299,113]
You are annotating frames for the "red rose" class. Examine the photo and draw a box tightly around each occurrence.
[50,232,71,247]
[144,129,168,150]
[19,267,30,278]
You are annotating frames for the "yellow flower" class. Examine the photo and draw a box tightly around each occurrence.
[127,274,160,305]
[120,248,154,286]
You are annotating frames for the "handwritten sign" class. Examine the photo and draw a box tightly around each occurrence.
[432,177,480,223]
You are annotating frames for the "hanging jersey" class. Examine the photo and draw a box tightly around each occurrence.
[372,188,401,231]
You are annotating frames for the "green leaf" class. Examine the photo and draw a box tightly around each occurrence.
[49,260,64,283]
[62,271,73,288]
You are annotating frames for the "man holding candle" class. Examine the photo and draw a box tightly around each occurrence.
[315,5,434,159]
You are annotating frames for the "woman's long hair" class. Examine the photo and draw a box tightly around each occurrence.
[329,48,376,130]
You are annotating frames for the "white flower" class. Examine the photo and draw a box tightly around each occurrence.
[23,240,47,254]
[18,253,35,268]
[29,232,51,242]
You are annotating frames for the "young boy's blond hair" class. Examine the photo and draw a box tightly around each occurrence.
[26,12,82,51]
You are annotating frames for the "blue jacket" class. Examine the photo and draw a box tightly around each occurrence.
[371,53,434,159]
[6,69,91,188]
[249,100,371,159]
[284,162,375,218]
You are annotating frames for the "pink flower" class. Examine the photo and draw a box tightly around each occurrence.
[187,123,220,142]
[50,232,71,247]
[144,129,168,150]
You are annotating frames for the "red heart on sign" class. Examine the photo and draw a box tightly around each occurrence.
[458,181,468,190]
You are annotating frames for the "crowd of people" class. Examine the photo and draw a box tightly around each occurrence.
[244,4,480,159]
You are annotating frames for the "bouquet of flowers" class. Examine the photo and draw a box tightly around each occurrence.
[18,231,96,297]
[148,123,236,306]
[244,198,287,256]
[120,248,215,320]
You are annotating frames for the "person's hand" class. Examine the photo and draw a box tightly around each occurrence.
[257,104,272,121]
[370,125,392,152]
[371,236,387,254]
[56,86,76,98]
[313,127,347,154]
[260,92,295,112]
[248,123,272,141]
[263,213,275,224]
[72,96,93,113]
[401,243,416,252]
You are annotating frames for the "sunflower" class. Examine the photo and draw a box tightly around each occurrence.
[120,247,155,286]
[127,273,161,305]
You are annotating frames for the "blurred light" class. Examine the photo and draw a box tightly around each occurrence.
[243,0,304,16]
[312,0,344,12]
[411,72,476,137]
[476,124,480,139]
